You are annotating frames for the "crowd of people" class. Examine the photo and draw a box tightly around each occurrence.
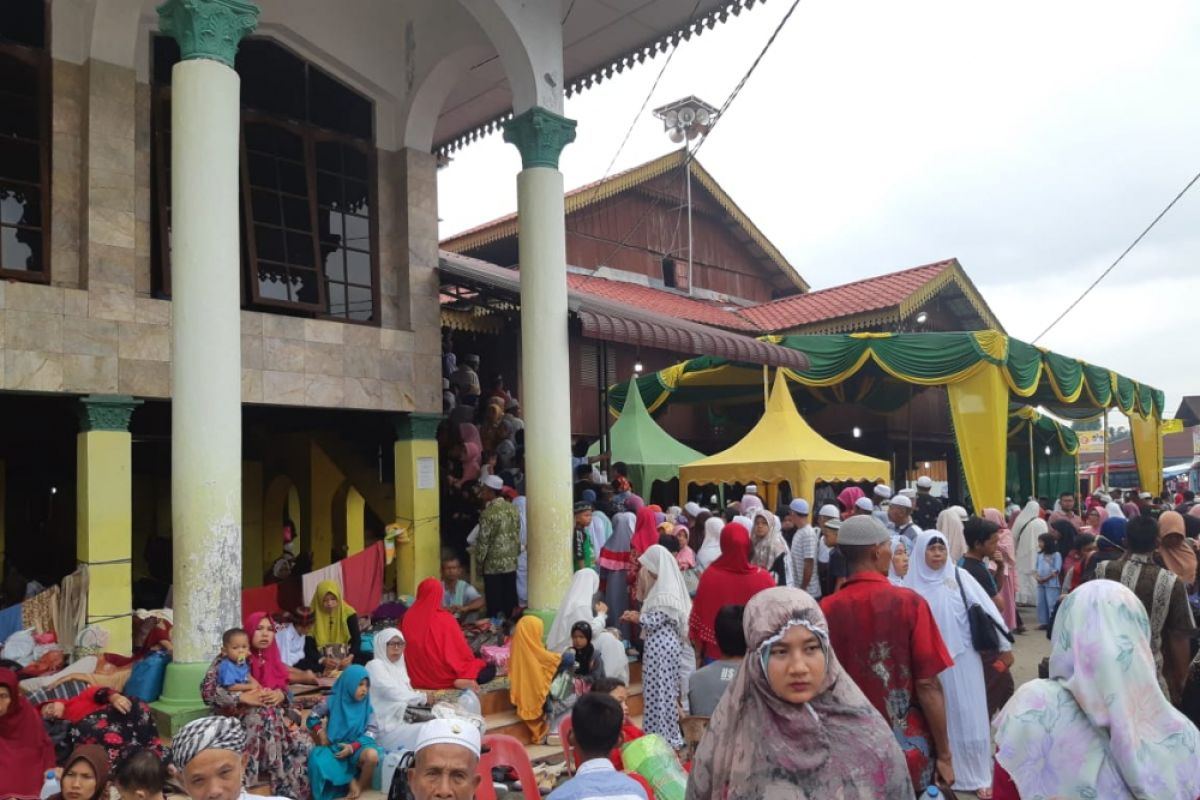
[6,449,1200,800]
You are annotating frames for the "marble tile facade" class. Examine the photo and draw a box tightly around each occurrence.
[5,58,443,414]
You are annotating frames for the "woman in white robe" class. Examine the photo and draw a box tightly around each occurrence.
[1010,500,1046,608]
[365,628,428,752]
[905,531,1011,797]
[545,569,606,653]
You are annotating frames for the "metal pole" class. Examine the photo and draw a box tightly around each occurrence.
[763,365,770,408]
[685,142,694,296]
[906,385,915,488]
[600,340,611,459]
[1029,420,1037,500]
[1103,409,1110,489]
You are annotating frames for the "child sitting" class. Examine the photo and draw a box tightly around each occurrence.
[570,622,598,678]
[583,677,644,771]
[113,749,167,800]
[217,628,260,692]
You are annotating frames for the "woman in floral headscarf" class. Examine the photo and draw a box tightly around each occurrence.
[993,580,1200,800]
[686,587,911,799]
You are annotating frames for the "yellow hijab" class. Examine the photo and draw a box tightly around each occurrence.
[508,616,561,722]
[311,580,357,648]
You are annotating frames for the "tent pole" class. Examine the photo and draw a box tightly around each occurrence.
[599,340,610,460]
[1029,420,1037,501]
[1102,408,1110,489]
[763,365,770,408]
[906,385,915,488]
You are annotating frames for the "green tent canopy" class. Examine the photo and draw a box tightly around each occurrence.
[589,378,705,498]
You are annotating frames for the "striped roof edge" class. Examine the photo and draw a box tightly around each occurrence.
[440,149,809,293]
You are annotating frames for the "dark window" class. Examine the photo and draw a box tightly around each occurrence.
[661,257,677,289]
[0,0,48,281]
[151,37,378,321]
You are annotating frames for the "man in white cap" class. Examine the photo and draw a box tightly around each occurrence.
[409,718,483,800]
[786,498,821,598]
[912,476,942,530]
[814,504,840,595]
[172,716,291,800]
[476,474,521,618]
[853,496,875,516]
[740,484,763,513]
[888,494,921,544]
[872,484,893,528]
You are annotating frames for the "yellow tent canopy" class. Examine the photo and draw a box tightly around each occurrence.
[679,371,890,509]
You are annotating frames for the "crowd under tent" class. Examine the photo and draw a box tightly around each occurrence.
[612,331,1165,514]
[678,372,890,510]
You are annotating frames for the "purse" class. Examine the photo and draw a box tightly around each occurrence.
[953,567,1014,652]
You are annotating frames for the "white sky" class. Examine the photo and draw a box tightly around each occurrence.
[438,0,1200,414]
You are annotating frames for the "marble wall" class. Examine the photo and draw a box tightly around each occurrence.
[11,58,441,414]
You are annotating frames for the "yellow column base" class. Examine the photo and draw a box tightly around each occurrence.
[394,414,442,597]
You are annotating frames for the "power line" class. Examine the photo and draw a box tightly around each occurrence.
[593,0,805,271]
[1032,168,1200,344]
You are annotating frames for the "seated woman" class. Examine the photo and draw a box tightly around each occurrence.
[401,578,495,691]
[993,580,1200,799]
[365,628,427,752]
[509,615,567,744]
[688,587,912,798]
[48,744,110,800]
[308,665,382,800]
[311,580,366,673]
[0,667,57,798]
[245,611,318,688]
[40,684,166,767]
[545,569,606,653]
[200,616,312,799]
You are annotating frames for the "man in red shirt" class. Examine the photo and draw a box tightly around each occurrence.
[820,515,954,794]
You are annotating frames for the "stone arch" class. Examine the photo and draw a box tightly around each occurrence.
[453,0,563,115]
[263,474,301,572]
[329,479,367,560]
[399,43,492,153]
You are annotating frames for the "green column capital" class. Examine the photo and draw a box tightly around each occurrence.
[78,395,143,433]
[503,107,577,170]
[156,0,259,68]
[394,412,443,441]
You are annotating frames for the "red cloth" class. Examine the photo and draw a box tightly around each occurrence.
[42,685,108,724]
[993,761,1019,800]
[820,571,953,792]
[401,578,486,690]
[244,611,291,691]
[0,667,57,798]
[631,507,660,555]
[688,523,775,660]
[341,542,385,615]
[242,578,303,619]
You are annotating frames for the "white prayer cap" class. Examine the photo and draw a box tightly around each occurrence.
[874,484,893,499]
[414,717,482,758]
[916,476,933,489]
[684,502,702,518]
[481,475,504,491]
[817,504,841,519]
[789,498,810,515]
[890,494,913,510]
[854,497,874,512]
[744,484,758,495]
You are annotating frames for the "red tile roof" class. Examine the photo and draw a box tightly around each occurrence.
[565,273,757,331]
[737,260,957,330]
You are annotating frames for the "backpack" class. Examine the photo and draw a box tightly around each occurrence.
[386,750,416,800]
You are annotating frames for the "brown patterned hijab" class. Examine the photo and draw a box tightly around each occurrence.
[685,587,913,800]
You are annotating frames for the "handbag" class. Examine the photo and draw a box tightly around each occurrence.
[953,567,1014,652]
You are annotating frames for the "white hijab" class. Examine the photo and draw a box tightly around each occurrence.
[697,517,724,570]
[1105,501,1126,520]
[887,536,909,586]
[748,509,788,570]
[366,628,426,728]
[638,544,692,640]
[1011,500,1047,606]
[594,630,629,685]
[904,531,1007,660]
[546,569,600,652]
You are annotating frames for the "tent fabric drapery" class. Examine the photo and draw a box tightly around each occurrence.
[614,332,1164,516]
[678,372,889,508]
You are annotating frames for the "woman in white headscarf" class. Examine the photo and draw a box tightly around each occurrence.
[905,531,1011,797]
[749,509,794,587]
[1011,500,1047,608]
[365,628,427,752]
[621,544,692,750]
[1105,500,1126,521]
[696,516,724,571]
[545,569,606,653]
[936,506,969,565]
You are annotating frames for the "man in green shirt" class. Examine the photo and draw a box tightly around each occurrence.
[476,474,521,618]
[574,501,597,571]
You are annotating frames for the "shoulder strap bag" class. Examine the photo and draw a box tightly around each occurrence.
[953,566,1014,652]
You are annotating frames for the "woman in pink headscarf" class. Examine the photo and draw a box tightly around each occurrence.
[837,486,866,520]
[985,508,1018,631]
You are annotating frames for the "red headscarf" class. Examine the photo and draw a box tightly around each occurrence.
[0,667,57,797]
[631,507,661,554]
[837,487,866,519]
[401,578,487,690]
[688,523,776,659]
[244,611,291,691]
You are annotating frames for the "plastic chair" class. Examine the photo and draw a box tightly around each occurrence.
[558,715,577,774]
[475,734,541,800]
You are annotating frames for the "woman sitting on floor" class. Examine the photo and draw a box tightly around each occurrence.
[509,614,570,744]
[311,580,367,673]
[40,684,167,767]
[401,578,496,691]
[0,666,57,798]
[366,628,427,753]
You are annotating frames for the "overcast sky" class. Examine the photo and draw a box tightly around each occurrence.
[438,0,1200,416]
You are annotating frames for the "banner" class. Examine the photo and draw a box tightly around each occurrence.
[1078,431,1106,455]
[1162,418,1184,434]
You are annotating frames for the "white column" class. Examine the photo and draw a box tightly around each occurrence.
[159,0,257,667]
[503,108,577,609]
